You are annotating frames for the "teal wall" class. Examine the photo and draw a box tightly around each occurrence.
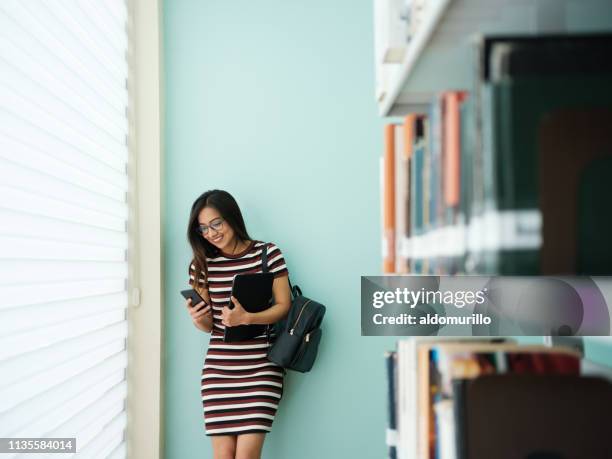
[161,2,612,458]
[162,1,391,458]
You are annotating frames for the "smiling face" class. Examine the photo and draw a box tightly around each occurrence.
[198,206,238,252]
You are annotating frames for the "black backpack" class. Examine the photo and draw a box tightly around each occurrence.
[261,245,326,372]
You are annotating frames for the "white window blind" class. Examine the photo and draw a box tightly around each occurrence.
[0,1,130,458]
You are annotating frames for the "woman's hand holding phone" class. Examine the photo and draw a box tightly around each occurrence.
[185,295,213,333]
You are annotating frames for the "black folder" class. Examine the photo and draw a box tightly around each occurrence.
[223,273,274,343]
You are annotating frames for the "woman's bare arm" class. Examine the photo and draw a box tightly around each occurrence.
[243,275,291,325]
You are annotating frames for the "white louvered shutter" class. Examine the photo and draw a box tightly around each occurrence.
[0,1,130,458]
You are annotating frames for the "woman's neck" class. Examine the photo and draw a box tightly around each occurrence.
[226,238,249,255]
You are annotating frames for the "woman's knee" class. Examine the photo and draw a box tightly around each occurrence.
[235,452,260,459]
[212,435,237,459]
[235,433,265,459]
[214,448,235,459]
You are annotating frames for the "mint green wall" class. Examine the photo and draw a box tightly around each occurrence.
[162,1,391,458]
[161,2,612,458]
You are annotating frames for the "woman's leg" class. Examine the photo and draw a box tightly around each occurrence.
[211,434,237,459]
[235,432,266,459]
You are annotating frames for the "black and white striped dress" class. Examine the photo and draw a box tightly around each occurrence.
[188,240,289,436]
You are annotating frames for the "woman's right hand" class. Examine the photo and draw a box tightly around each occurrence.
[186,297,213,333]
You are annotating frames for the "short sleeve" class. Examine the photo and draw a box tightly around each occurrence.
[188,260,208,288]
[266,243,289,279]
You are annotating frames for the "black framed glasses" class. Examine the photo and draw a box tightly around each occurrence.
[196,218,224,235]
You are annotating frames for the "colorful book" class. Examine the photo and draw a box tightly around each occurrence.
[383,123,396,273]
[395,122,408,273]
[410,118,425,273]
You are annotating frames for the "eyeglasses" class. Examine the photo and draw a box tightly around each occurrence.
[196,218,224,235]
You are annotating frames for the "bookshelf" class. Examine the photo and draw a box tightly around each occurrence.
[384,337,612,459]
[375,1,612,275]
[376,6,612,459]
[376,0,612,116]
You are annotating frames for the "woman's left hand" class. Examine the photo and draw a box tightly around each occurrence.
[221,296,251,327]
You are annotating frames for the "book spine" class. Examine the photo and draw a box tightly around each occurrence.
[385,351,398,459]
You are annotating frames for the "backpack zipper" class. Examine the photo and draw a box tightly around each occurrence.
[289,299,312,335]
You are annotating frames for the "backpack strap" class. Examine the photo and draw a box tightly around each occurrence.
[261,243,271,343]
[261,242,269,273]
[261,242,299,297]
[289,279,301,298]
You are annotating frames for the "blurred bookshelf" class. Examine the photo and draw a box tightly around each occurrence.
[375,0,612,275]
[384,338,612,459]
[374,2,612,458]
[374,0,612,117]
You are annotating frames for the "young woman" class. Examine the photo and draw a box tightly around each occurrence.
[185,189,292,459]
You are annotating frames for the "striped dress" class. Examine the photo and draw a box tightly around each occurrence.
[188,240,289,436]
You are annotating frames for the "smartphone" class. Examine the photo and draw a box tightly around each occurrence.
[180,288,207,308]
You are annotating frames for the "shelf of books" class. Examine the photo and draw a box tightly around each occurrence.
[374,0,612,116]
[384,338,612,459]
[375,4,612,458]
[379,33,612,275]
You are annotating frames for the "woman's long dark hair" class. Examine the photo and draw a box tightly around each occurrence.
[187,189,252,286]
